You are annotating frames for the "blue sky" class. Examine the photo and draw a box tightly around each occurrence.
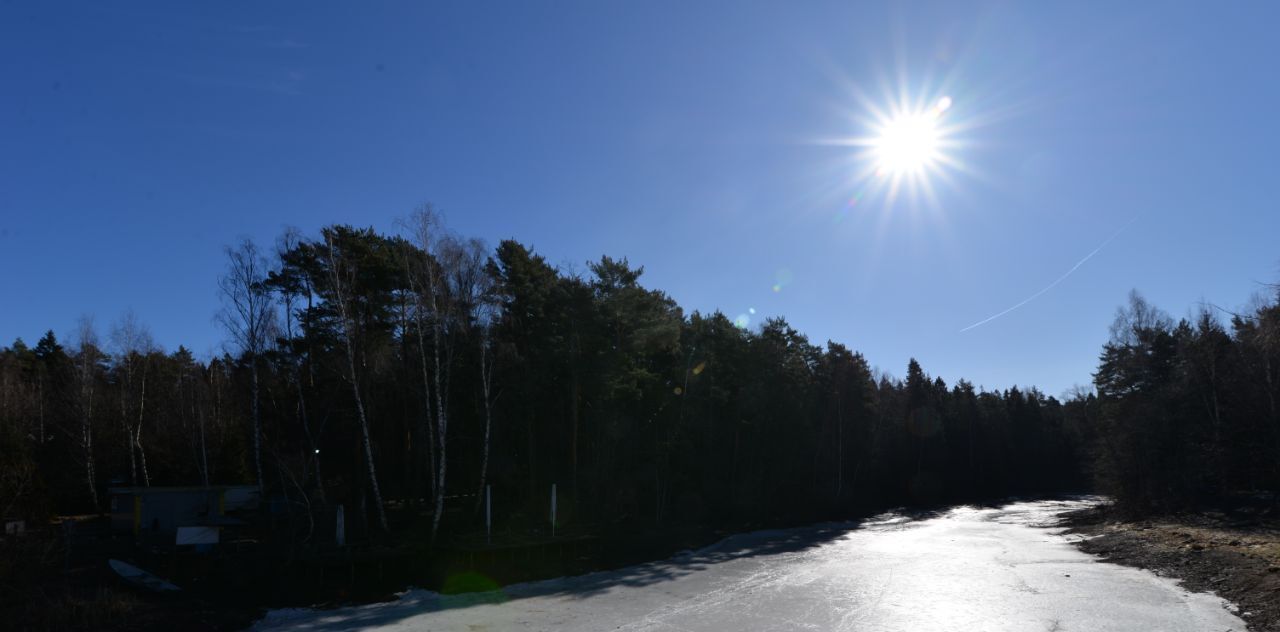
[3,1,1278,397]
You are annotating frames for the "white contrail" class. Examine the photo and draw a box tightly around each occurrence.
[959,216,1138,333]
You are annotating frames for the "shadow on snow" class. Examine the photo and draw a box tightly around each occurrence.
[256,506,959,631]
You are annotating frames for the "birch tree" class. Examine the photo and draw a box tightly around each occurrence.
[218,238,275,490]
[475,283,499,510]
[324,228,389,532]
[111,310,155,487]
[395,219,437,503]
[273,227,323,495]
[403,209,453,541]
[446,237,499,512]
[72,316,102,506]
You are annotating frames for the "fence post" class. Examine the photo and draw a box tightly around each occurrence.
[336,504,345,546]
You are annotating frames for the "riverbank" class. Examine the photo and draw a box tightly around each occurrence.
[1060,502,1280,632]
[0,500,991,630]
[13,496,1198,631]
[254,499,1246,631]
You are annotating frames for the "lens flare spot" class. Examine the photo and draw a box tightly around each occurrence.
[440,571,506,606]
[673,386,684,395]
[734,314,750,329]
[837,190,865,224]
[772,268,794,292]
[692,361,707,375]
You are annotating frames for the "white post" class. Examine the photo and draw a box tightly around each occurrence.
[550,483,557,538]
[485,484,492,545]
[335,504,346,546]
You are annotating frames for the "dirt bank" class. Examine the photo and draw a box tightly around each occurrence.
[1060,504,1280,632]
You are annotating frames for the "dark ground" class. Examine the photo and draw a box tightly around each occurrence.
[3,519,741,631]
[16,497,1270,631]
[1060,502,1280,632]
[6,498,954,631]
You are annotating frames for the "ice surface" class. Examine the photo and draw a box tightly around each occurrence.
[254,499,1245,631]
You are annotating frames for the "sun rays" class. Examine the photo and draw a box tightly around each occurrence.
[843,92,966,210]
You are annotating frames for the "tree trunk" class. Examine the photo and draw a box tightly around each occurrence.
[430,304,448,543]
[1265,357,1279,478]
[83,414,96,504]
[570,371,580,490]
[80,355,97,509]
[300,275,323,497]
[295,371,321,498]
[476,329,494,511]
[123,371,137,485]
[197,393,210,487]
[251,358,263,490]
[328,235,388,532]
[344,336,388,532]
[211,369,223,483]
[81,373,96,507]
[136,361,150,487]
[413,309,436,499]
[836,396,843,500]
[37,378,44,445]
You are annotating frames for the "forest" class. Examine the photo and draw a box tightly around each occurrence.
[1,210,1276,550]
[1093,289,1280,513]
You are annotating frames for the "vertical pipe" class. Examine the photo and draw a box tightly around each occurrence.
[550,483,557,538]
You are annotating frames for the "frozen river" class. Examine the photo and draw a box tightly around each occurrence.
[254,499,1244,631]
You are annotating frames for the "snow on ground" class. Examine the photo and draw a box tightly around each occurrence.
[254,499,1245,631]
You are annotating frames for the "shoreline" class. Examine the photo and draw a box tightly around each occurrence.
[24,495,1262,631]
[253,498,1249,631]
[1059,503,1280,632]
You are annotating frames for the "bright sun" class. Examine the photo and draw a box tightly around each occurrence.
[824,92,961,208]
[873,96,951,176]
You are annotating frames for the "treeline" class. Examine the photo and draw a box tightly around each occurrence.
[1092,289,1280,514]
[1,210,1092,540]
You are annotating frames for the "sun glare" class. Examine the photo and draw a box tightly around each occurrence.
[873,96,952,176]
[819,89,966,213]
[875,114,938,174]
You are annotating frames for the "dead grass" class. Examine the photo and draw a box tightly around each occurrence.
[17,586,139,631]
[1065,508,1280,631]
[1108,519,1280,569]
